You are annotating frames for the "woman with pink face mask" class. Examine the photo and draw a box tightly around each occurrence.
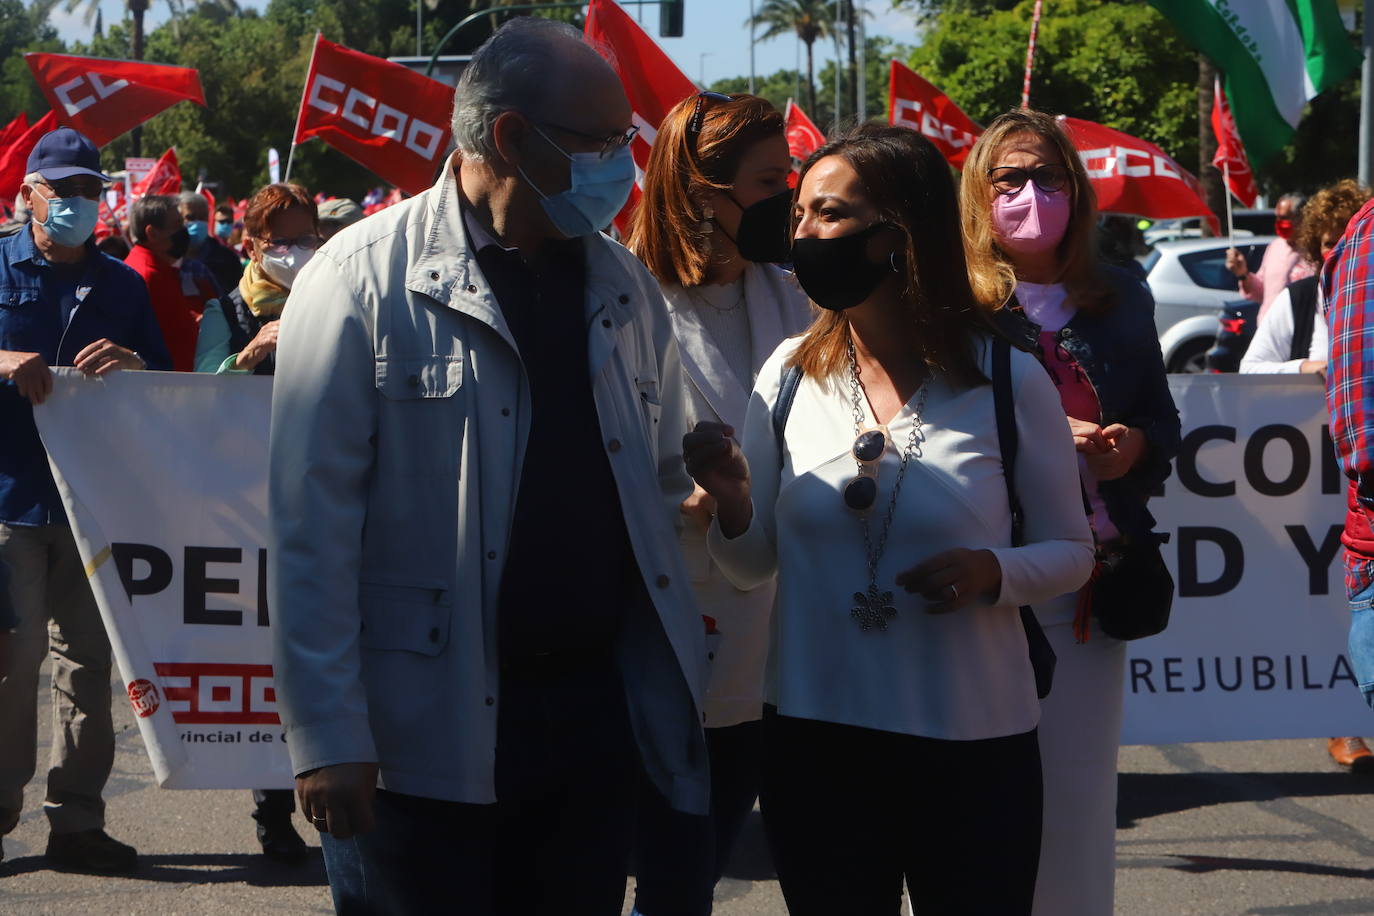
[961,110,1181,916]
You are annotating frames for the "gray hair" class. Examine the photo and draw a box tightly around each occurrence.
[177,190,209,221]
[451,17,603,161]
[129,195,177,245]
[1279,192,1308,214]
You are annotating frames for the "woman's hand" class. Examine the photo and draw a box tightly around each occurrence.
[235,320,280,371]
[1084,424,1147,481]
[1067,417,1110,454]
[683,422,752,537]
[895,548,1002,614]
[1225,247,1249,279]
[680,484,717,534]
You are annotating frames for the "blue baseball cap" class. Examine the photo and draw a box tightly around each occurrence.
[26,127,111,183]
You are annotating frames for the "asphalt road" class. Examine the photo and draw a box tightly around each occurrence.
[3,669,1374,915]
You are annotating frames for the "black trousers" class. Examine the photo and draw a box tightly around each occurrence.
[320,661,640,916]
[760,708,1042,916]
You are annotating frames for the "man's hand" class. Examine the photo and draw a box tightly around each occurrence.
[680,484,717,533]
[235,320,280,371]
[0,350,53,404]
[1225,247,1249,279]
[297,762,379,840]
[1085,424,1147,481]
[73,339,145,376]
[1300,359,1328,376]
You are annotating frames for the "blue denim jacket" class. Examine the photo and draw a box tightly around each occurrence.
[0,227,172,526]
[1002,266,1182,543]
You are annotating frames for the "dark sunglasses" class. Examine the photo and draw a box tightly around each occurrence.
[686,91,734,148]
[259,234,324,255]
[843,427,889,514]
[537,120,639,160]
[987,164,1071,195]
[34,177,106,201]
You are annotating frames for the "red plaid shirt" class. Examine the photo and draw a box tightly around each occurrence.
[1325,198,1374,597]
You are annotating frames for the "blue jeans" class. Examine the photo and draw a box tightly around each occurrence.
[320,661,640,916]
[1349,580,1374,708]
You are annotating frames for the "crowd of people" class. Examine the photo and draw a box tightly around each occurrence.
[1,15,1373,916]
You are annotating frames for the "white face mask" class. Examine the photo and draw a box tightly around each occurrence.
[260,245,314,289]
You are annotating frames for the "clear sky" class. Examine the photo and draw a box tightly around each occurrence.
[46,0,926,88]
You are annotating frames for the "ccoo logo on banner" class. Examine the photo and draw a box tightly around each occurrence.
[30,371,1367,787]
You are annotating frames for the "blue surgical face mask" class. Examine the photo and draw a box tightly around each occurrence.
[214,219,233,241]
[186,219,209,245]
[517,124,635,238]
[38,195,100,248]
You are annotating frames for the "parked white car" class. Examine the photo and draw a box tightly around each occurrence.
[1144,236,1273,373]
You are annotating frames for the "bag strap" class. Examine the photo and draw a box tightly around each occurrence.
[772,363,804,457]
[991,337,1024,547]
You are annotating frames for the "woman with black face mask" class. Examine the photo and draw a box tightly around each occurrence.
[683,123,1095,916]
[623,91,811,916]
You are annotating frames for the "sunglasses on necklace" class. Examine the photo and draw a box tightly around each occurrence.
[843,426,889,514]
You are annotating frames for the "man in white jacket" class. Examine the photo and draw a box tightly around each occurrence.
[268,18,707,915]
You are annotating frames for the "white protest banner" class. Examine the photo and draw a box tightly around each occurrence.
[35,369,291,789]
[1121,374,1365,744]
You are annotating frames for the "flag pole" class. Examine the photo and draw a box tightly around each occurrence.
[1361,0,1373,184]
[284,31,322,184]
[1223,159,1235,240]
[1020,0,1043,108]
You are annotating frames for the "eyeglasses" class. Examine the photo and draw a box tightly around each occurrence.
[843,427,889,514]
[259,234,324,255]
[686,91,734,149]
[987,164,1071,196]
[536,121,639,160]
[34,177,106,201]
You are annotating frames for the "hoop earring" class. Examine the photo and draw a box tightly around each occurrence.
[889,251,901,273]
[698,205,715,235]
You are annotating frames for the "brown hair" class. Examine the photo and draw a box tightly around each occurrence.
[960,109,1111,314]
[624,93,784,288]
[1293,179,1374,265]
[244,183,318,239]
[789,123,985,387]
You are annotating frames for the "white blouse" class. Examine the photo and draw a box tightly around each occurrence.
[1239,285,1328,374]
[707,335,1095,741]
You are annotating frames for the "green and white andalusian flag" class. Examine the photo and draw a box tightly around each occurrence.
[1149,0,1361,165]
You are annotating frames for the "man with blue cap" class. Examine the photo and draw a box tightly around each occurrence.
[0,126,170,873]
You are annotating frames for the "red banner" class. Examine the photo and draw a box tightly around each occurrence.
[0,110,60,206]
[25,53,204,148]
[0,112,30,153]
[292,35,455,196]
[887,60,982,170]
[584,0,697,232]
[784,99,825,166]
[131,147,181,198]
[1211,78,1258,209]
[1060,116,1219,234]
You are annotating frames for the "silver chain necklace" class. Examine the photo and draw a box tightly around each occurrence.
[848,338,927,631]
[686,281,745,313]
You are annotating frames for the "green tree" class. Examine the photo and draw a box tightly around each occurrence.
[748,0,837,117]
[0,0,63,122]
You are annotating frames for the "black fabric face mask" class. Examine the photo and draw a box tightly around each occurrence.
[167,226,191,260]
[790,223,894,311]
[732,190,794,263]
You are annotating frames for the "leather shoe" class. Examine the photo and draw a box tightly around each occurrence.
[257,818,309,865]
[1328,736,1374,772]
[45,829,137,873]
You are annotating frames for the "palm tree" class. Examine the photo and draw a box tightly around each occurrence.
[747,0,836,117]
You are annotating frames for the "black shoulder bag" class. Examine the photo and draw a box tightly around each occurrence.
[772,353,1055,698]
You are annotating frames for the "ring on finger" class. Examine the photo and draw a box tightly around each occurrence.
[946,583,959,602]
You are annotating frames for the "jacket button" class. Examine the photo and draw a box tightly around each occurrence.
[428,627,440,643]
[602,319,612,328]
[608,438,622,453]
[485,696,495,707]
[430,271,440,281]
[656,574,670,588]
[487,550,496,560]
[501,407,510,417]
[707,652,715,661]
[467,284,478,293]
[618,294,630,304]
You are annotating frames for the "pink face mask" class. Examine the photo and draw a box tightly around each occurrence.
[991,180,1071,256]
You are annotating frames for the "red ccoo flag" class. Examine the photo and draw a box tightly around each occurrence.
[0,110,60,207]
[1060,116,1219,234]
[25,53,204,147]
[131,147,182,198]
[1211,78,1258,210]
[888,60,982,170]
[291,35,455,196]
[784,99,825,166]
[584,0,697,232]
[0,112,30,153]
